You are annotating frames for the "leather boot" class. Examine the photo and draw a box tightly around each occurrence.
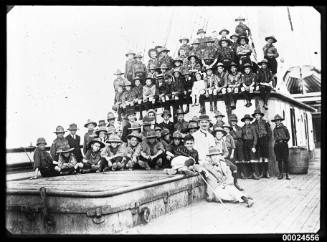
[185,105,189,113]
[233,173,244,191]
[214,102,218,112]
[210,102,213,111]
[263,162,270,178]
[251,163,259,180]
[286,173,291,180]
[278,173,283,179]
[200,105,206,114]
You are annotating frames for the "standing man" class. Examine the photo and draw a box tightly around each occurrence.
[192,114,216,164]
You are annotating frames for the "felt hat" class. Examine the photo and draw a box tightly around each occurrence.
[216,62,225,68]
[148,48,157,58]
[235,16,246,21]
[127,131,142,142]
[146,130,158,139]
[207,146,222,156]
[271,114,284,122]
[67,123,79,131]
[84,119,97,128]
[230,33,239,39]
[133,76,143,82]
[107,134,122,143]
[147,109,157,116]
[148,63,158,70]
[145,74,155,81]
[190,116,199,123]
[223,124,233,130]
[198,114,211,122]
[179,37,190,43]
[258,59,269,66]
[107,126,116,135]
[265,35,277,43]
[219,38,231,46]
[161,109,172,118]
[160,63,169,69]
[176,108,185,115]
[88,138,106,149]
[134,53,143,59]
[95,126,108,136]
[187,122,199,131]
[205,65,213,71]
[172,67,183,75]
[214,110,225,118]
[242,62,253,69]
[154,125,162,131]
[187,52,199,60]
[172,131,183,139]
[229,62,238,68]
[142,116,153,126]
[107,112,116,120]
[183,69,191,76]
[161,128,170,137]
[125,50,136,57]
[219,29,230,35]
[98,120,107,127]
[229,114,238,122]
[156,74,164,80]
[128,122,141,131]
[213,127,227,136]
[191,39,200,45]
[197,28,206,35]
[54,125,66,134]
[205,37,215,43]
[155,45,163,52]
[36,137,47,146]
[252,108,265,117]
[238,35,249,44]
[158,47,170,54]
[126,108,136,116]
[124,80,132,87]
[173,57,184,64]
[241,114,254,122]
[56,144,74,154]
[114,69,124,75]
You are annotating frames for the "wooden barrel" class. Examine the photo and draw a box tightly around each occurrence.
[288,147,310,174]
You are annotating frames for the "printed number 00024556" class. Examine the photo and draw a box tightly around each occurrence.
[282,234,319,241]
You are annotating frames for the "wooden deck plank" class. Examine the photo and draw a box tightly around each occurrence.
[299,195,320,232]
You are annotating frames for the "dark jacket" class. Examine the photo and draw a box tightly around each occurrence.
[159,121,175,135]
[241,72,257,86]
[273,124,290,142]
[241,124,258,146]
[33,148,53,170]
[175,146,199,164]
[252,119,272,138]
[257,68,274,84]
[65,134,83,162]
[50,137,69,161]
[121,121,132,143]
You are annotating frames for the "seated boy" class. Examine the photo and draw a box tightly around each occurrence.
[50,125,69,162]
[31,137,59,179]
[121,131,143,170]
[82,119,97,155]
[241,63,257,107]
[81,138,105,173]
[256,59,274,110]
[143,76,156,107]
[101,134,125,171]
[139,130,165,170]
[226,62,242,109]
[54,145,81,175]
[65,123,83,163]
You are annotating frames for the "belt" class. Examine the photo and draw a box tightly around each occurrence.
[275,140,287,143]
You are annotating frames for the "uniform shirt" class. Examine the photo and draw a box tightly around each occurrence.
[257,68,273,84]
[83,131,96,155]
[224,134,236,149]
[216,71,228,88]
[169,143,183,155]
[147,58,159,70]
[212,120,225,130]
[58,153,77,169]
[132,85,143,99]
[175,146,199,164]
[230,124,243,140]
[132,61,147,78]
[217,47,235,62]
[174,120,189,132]
[84,150,102,165]
[158,55,174,69]
[114,91,124,104]
[235,23,251,36]
[121,142,142,160]
[263,44,279,59]
[214,138,229,158]
[227,72,242,86]
[50,137,69,161]
[143,84,156,99]
[33,147,53,170]
[125,59,135,78]
[236,44,252,57]
[178,44,192,57]
[197,37,209,50]
[161,139,172,151]
[101,144,125,159]
[114,77,126,92]
[202,46,218,60]
[141,140,164,156]
[121,89,136,104]
[241,124,258,146]
[193,129,216,164]
[231,42,239,54]
[205,74,219,89]
[157,81,170,95]
[241,72,257,86]
[184,77,194,91]
[66,134,83,163]
[171,76,185,93]
[121,121,132,143]
[252,119,272,138]
[273,124,290,142]
[159,121,175,135]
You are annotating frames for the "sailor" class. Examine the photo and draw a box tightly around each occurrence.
[236,35,253,67]
[174,108,189,133]
[122,131,143,170]
[213,111,225,130]
[252,108,272,179]
[81,138,105,173]
[124,50,136,81]
[234,16,251,37]
[192,114,216,164]
[132,53,147,84]
[204,66,219,112]
[240,114,259,180]
[82,119,97,155]
[113,69,127,93]
[50,125,69,162]
[159,109,175,136]
[191,71,206,107]
[178,36,192,57]
[147,48,159,70]
[65,123,83,163]
[31,137,59,179]
[271,114,291,180]
[54,145,79,175]
[157,47,174,70]
[257,59,274,110]
[241,63,257,107]
[226,62,242,109]
[139,130,165,170]
[263,35,279,87]
[196,28,209,50]
[101,134,125,171]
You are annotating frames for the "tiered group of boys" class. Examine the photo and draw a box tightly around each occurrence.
[32,16,291,207]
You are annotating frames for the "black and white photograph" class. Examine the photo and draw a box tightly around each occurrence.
[6,5,322,235]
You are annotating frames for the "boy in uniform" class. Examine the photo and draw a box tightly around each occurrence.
[147,63,159,79]
[271,114,291,180]
[204,66,219,112]
[98,120,107,128]
[171,67,185,112]
[201,37,218,72]
[122,131,143,170]
[66,123,83,163]
[257,59,274,110]
[101,134,125,171]
[178,37,192,57]
[113,69,127,93]
[121,80,136,111]
[140,130,165,169]
[124,50,136,82]
[113,84,124,121]
[187,52,202,74]
[236,35,253,67]
[81,138,105,173]
[121,109,137,143]
[158,47,174,70]
[241,63,257,107]
[50,125,69,162]
[219,29,230,41]
[174,108,189,133]
[230,33,239,54]
[196,28,208,50]
[159,109,174,135]
[95,126,108,144]
[190,39,202,58]
[147,48,159,70]
[241,114,259,180]
[107,112,116,131]
[82,119,97,155]
[234,16,251,37]
[226,62,242,109]
[216,62,229,107]
[252,108,272,178]
[132,53,147,84]
[54,145,80,175]
[213,111,225,130]
[31,137,59,179]
[217,38,235,68]
[143,75,156,109]
[131,76,144,118]
[263,36,279,87]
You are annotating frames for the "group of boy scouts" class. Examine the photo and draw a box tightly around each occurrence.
[31,16,290,208]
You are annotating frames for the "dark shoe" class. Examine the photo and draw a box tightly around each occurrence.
[251,173,259,180]
[278,174,283,179]
[286,174,291,180]
[263,172,270,178]
[214,104,218,112]
[103,167,110,172]
[210,103,213,111]
[234,182,244,191]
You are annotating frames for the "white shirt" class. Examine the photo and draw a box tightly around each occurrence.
[192,80,206,96]
[192,129,216,164]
